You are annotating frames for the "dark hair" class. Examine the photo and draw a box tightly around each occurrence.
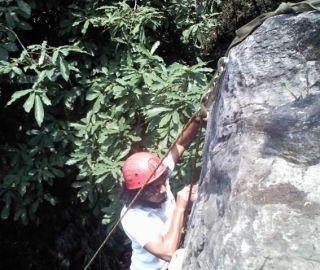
[119,168,171,208]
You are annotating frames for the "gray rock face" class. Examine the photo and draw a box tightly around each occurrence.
[183,12,320,270]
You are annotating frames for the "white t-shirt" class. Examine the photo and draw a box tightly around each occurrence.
[121,156,175,270]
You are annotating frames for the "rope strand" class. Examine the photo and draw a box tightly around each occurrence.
[179,118,203,248]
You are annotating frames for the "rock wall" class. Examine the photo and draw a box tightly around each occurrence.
[183,12,320,270]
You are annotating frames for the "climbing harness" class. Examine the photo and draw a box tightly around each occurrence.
[83,1,320,269]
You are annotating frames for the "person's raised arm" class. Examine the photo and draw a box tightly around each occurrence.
[167,114,207,164]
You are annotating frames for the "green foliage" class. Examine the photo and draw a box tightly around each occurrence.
[0,0,219,268]
[169,0,220,48]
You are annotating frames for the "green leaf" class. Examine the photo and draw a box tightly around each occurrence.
[146,107,171,118]
[78,186,90,202]
[46,69,55,81]
[34,95,44,126]
[6,89,33,106]
[1,43,18,52]
[10,155,19,167]
[0,48,9,61]
[16,0,32,15]
[5,13,15,28]
[82,20,90,34]
[150,41,160,55]
[30,199,40,213]
[12,67,23,75]
[28,134,42,147]
[14,207,24,221]
[158,114,171,128]
[71,181,89,188]
[4,174,19,185]
[41,94,51,106]
[23,92,35,112]
[59,56,70,81]
[51,168,65,178]
[143,73,153,86]
[36,70,46,84]
[18,181,27,196]
[52,50,59,63]
[86,92,99,101]
[38,41,47,65]
[21,208,28,225]
[172,111,180,125]
[16,21,32,30]
[42,170,55,179]
[92,98,101,113]
[43,194,56,205]
[88,188,97,205]
[66,157,84,166]
[1,205,10,220]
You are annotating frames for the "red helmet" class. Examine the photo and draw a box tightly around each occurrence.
[122,152,167,190]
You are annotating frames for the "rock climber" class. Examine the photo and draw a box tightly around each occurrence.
[120,113,207,270]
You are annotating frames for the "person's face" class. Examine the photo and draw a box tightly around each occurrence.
[142,178,167,204]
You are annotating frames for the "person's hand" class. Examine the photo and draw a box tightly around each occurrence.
[175,184,198,210]
[202,111,209,122]
[175,186,191,210]
[189,184,198,203]
[193,111,209,123]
